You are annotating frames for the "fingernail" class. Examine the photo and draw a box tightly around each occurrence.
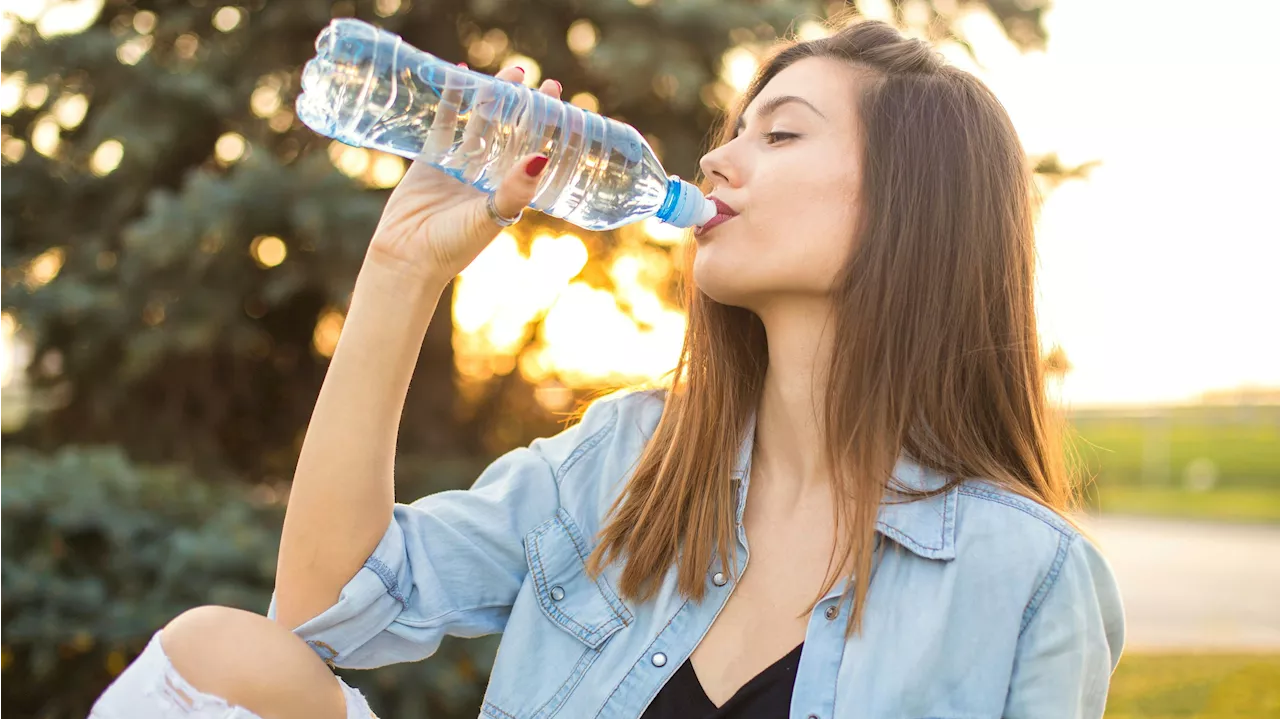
[458,62,468,69]
[551,80,562,94]
[514,66,526,74]
[525,155,549,177]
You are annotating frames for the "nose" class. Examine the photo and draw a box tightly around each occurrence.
[698,141,740,190]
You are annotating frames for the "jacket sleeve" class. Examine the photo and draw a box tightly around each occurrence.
[1003,531,1127,718]
[267,396,624,669]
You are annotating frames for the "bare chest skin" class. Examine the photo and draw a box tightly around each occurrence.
[688,478,848,708]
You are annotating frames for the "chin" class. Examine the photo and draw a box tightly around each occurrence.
[691,252,761,310]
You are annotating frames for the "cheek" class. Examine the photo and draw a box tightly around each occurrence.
[692,154,861,303]
[751,171,860,285]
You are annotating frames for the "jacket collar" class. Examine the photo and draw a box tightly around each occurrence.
[732,413,959,563]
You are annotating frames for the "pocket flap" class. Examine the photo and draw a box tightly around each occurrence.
[524,508,631,650]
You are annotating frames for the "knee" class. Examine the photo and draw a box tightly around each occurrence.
[161,605,346,719]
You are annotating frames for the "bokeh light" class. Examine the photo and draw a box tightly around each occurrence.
[116,35,153,65]
[35,0,103,38]
[312,308,345,357]
[2,136,26,163]
[214,132,246,164]
[22,82,48,108]
[174,32,200,59]
[212,6,242,32]
[720,46,759,92]
[369,154,406,188]
[569,92,599,113]
[90,139,124,176]
[250,235,287,268]
[52,93,88,128]
[25,247,65,289]
[30,114,60,156]
[374,0,402,17]
[566,20,597,56]
[132,10,156,34]
[0,73,26,115]
[250,83,281,117]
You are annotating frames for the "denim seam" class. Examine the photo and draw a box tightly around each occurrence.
[956,485,1072,537]
[553,402,620,485]
[481,700,518,719]
[527,518,624,647]
[1020,531,1075,634]
[530,645,603,719]
[874,485,957,556]
[555,508,634,625]
[601,596,693,711]
[362,555,410,610]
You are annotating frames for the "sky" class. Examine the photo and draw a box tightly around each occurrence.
[2,0,1277,409]
[927,0,1280,406]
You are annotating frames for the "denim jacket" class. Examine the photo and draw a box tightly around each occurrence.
[268,390,1125,718]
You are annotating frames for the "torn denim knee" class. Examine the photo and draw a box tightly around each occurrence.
[88,630,375,719]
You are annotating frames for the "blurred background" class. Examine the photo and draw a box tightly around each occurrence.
[2,0,1277,716]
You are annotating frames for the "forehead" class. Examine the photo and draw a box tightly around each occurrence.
[742,56,861,123]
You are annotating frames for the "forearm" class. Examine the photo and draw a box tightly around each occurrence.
[273,260,449,630]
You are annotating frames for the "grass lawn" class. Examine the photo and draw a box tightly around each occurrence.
[1107,653,1280,718]
[1086,486,1280,524]
[1068,406,1280,523]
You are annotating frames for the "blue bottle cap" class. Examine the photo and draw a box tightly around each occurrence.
[655,176,717,228]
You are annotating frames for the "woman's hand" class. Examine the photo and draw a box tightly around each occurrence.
[366,65,563,285]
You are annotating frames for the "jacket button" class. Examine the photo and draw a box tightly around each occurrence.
[651,652,668,667]
[824,605,839,620]
[711,572,728,586]
[550,585,565,601]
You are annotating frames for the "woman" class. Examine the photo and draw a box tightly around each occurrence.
[92,14,1124,719]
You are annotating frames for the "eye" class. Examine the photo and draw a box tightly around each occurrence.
[759,131,797,145]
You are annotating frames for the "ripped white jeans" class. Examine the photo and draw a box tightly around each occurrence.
[88,631,375,719]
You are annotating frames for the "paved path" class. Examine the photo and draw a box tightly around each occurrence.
[1079,514,1280,652]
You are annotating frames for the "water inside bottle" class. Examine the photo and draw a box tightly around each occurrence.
[298,19,693,231]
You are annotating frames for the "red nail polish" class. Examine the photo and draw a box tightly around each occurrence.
[514,66,526,74]
[525,155,549,177]
[458,62,468,69]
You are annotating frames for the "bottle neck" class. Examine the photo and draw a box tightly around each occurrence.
[655,176,714,228]
[655,177,684,225]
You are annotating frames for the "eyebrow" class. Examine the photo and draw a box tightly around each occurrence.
[734,95,827,135]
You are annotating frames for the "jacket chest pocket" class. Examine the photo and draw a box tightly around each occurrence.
[524,508,633,649]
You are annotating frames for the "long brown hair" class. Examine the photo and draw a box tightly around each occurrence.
[585,12,1075,638]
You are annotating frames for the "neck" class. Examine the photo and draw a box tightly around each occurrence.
[751,296,837,507]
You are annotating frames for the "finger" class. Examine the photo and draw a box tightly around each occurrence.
[455,66,496,181]
[495,65,526,85]
[489,153,549,223]
[539,78,563,99]
[423,63,467,156]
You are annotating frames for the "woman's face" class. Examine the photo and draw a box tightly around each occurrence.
[694,56,867,311]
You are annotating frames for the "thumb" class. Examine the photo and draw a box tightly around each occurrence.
[489,153,550,224]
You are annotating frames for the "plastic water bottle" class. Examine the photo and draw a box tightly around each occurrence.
[297,18,716,231]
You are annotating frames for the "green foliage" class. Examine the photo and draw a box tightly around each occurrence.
[0,445,505,717]
[1,446,281,716]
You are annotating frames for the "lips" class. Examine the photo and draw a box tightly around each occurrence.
[695,197,739,238]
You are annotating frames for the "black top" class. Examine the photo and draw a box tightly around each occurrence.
[640,642,804,718]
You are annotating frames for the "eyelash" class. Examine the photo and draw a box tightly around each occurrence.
[759,131,797,145]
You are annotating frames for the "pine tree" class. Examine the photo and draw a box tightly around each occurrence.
[2,0,1052,477]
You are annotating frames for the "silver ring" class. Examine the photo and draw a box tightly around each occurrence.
[485,192,523,227]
